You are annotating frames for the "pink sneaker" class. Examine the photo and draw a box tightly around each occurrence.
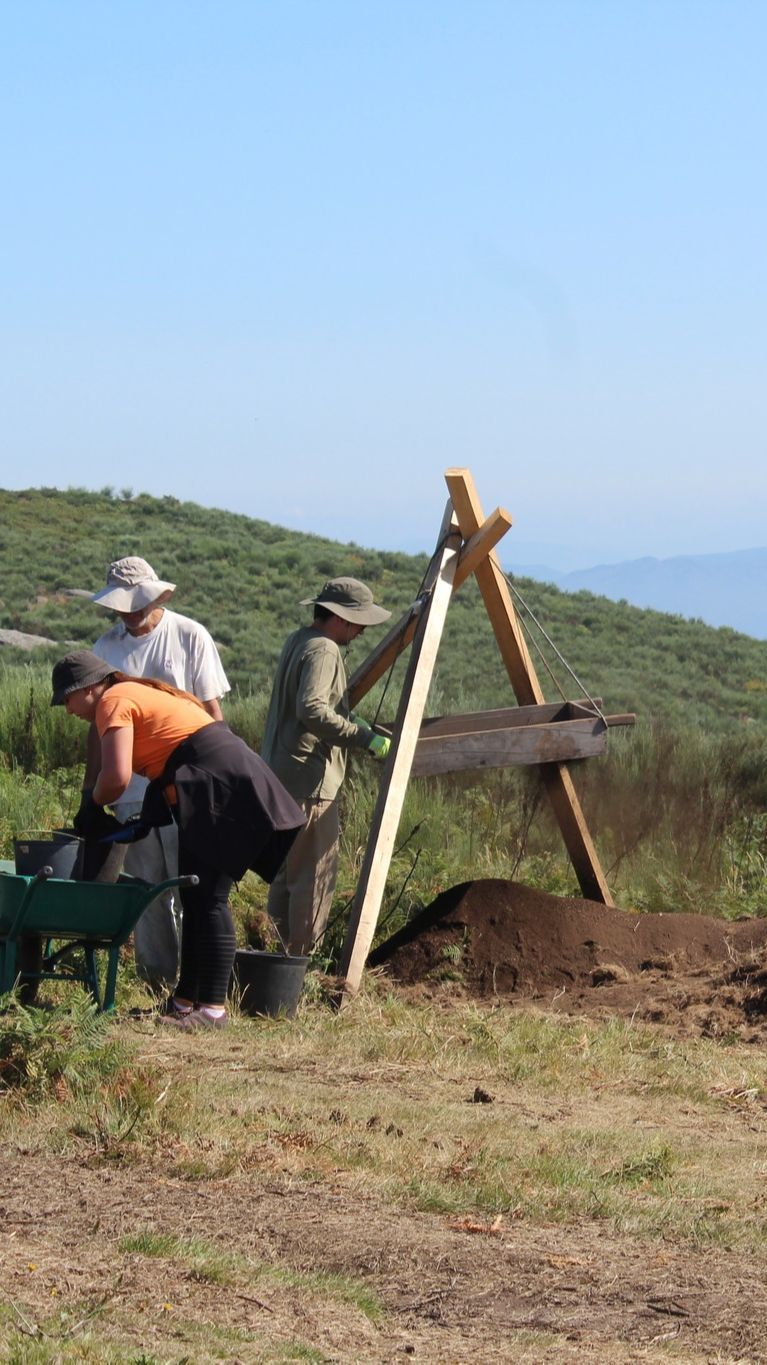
[162,1007,228,1031]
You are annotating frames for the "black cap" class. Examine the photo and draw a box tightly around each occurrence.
[51,651,115,706]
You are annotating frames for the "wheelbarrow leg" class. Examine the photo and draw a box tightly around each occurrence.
[102,947,121,1012]
[1,869,51,1000]
[84,946,103,1009]
[0,940,18,996]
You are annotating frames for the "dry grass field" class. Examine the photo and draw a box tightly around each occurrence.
[2,955,767,1364]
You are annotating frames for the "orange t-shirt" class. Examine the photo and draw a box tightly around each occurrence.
[95,681,215,781]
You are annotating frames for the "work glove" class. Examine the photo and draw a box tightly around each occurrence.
[72,793,122,841]
[368,734,391,761]
[99,814,153,845]
[71,788,94,837]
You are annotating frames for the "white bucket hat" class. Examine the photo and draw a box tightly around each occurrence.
[91,557,176,612]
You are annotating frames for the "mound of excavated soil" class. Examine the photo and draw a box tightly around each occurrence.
[370,880,767,1041]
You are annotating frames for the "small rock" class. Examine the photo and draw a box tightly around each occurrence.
[0,628,59,650]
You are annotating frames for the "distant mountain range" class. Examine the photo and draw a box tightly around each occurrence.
[511,548,767,640]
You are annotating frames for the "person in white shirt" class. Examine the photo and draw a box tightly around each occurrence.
[78,556,230,988]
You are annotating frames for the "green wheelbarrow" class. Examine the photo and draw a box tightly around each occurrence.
[0,860,198,1011]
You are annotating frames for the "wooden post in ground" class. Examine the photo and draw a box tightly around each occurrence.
[444,467,613,906]
[337,506,462,1000]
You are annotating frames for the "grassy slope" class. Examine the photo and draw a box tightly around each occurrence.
[1,485,767,731]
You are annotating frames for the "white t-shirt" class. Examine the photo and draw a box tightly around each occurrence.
[93,608,230,807]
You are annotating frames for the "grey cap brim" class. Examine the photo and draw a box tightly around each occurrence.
[51,651,117,705]
[91,580,176,612]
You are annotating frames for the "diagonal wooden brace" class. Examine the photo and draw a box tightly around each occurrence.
[444,467,613,906]
[348,505,511,709]
[337,505,463,1001]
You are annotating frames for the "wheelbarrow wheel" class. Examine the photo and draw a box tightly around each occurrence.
[17,934,43,1005]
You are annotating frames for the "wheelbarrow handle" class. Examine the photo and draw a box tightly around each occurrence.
[136,874,200,898]
[7,866,54,941]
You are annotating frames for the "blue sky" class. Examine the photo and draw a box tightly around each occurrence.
[2,0,765,568]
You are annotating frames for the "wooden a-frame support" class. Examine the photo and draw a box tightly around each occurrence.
[337,468,614,1002]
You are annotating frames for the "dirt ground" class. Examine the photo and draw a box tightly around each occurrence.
[4,883,767,1362]
[3,1146,767,1364]
[371,879,767,1043]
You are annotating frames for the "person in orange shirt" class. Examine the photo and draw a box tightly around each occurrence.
[51,650,304,1029]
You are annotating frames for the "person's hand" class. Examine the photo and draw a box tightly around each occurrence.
[368,734,391,760]
[73,793,122,840]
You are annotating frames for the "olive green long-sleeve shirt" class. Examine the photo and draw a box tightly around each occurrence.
[260,626,374,801]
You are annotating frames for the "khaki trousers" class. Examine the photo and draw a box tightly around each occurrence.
[267,797,339,956]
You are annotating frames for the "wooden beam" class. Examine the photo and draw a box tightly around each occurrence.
[409,717,607,777]
[347,604,421,710]
[376,698,619,741]
[453,506,512,590]
[443,467,614,906]
[400,701,575,739]
[337,506,462,1001]
[348,505,512,708]
[445,468,544,708]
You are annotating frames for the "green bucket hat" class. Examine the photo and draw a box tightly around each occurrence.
[300,577,391,626]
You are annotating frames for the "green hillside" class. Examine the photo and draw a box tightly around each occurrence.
[1,485,766,733]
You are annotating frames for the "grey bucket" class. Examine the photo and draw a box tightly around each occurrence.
[231,949,309,1018]
[14,831,83,879]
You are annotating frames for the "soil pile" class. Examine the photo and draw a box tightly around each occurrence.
[371,880,767,1040]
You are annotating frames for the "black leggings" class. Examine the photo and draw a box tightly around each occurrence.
[175,835,236,1006]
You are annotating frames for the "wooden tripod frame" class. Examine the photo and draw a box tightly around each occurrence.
[337,467,620,1001]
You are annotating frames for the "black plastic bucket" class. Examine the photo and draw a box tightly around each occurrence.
[232,949,309,1019]
[14,831,82,879]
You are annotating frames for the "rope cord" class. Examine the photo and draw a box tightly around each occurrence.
[501,570,607,724]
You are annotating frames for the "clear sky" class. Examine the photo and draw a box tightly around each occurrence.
[2,0,765,569]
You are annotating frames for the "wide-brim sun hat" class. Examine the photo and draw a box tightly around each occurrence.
[300,577,391,626]
[51,651,117,706]
[91,556,176,612]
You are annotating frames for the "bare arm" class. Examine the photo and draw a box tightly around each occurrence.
[92,728,134,806]
[202,697,224,721]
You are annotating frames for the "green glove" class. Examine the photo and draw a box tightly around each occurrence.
[368,734,391,760]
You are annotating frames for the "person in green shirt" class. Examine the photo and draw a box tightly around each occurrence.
[261,577,391,956]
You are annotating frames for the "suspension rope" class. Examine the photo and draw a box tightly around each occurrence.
[501,569,607,724]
